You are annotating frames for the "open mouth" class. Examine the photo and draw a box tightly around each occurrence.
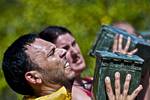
[64,61,70,69]
[74,57,82,65]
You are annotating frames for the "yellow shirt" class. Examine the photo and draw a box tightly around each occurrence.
[23,86,71,100]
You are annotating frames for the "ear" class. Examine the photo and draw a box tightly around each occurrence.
[25,71,42,84]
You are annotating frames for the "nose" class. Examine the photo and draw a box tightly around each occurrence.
[57,48,67,58]
[70,47,78,55]
[70,47,78,59]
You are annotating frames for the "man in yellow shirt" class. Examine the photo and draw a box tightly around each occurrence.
[2,33,143,100]
[2,34,75,100]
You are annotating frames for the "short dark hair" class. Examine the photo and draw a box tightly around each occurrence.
[2,34,38,95]
[39,26,72,43]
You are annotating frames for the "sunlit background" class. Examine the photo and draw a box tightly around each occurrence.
[0,0,150,99]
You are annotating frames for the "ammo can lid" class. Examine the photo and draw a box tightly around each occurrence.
[90,25,150,57]
[102,25,147,44]
[95,50,144,64]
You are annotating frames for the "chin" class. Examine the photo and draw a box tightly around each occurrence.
[67,70,76,77]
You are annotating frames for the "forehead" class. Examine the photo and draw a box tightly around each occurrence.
[55,33,75,45]
[25,38,55,53]
[33,38,54,47]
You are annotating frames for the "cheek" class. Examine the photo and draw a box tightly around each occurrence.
[75,46,83,57]
[76,44,81,51]
[47,58,62,68]
[41,68,66,84]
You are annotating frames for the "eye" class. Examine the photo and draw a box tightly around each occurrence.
[62,45,69,50]
[47,48,55,57]
[72,41,76,47]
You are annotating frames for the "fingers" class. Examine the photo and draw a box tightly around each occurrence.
[130,85,143,100]
[112,34,138,55]
[114,72,121,100]
[105,76,115,100]
[124,37,131,52]
[118,34,123,52]
[127,48,138,55]
[113,35,118,53]
[106,73,142,100]
[122,74,131,100]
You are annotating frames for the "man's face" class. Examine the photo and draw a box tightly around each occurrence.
[55,33,86,76]
[25,38,75,84]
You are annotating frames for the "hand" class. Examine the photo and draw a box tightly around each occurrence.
[105,72,143,100]
[112,34,138,55]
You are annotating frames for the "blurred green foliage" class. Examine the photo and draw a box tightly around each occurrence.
[0,0,150,99]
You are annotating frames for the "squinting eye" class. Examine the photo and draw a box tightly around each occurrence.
[62,45,69,50]
[47,48,55,57]
[72,41,76,46]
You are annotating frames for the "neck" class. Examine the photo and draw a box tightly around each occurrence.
[74,75,82,85]
[33,83,62,97]
[33,80,74,97]
[62,78,74,92]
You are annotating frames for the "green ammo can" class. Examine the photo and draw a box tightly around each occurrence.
[92,51,144,100]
